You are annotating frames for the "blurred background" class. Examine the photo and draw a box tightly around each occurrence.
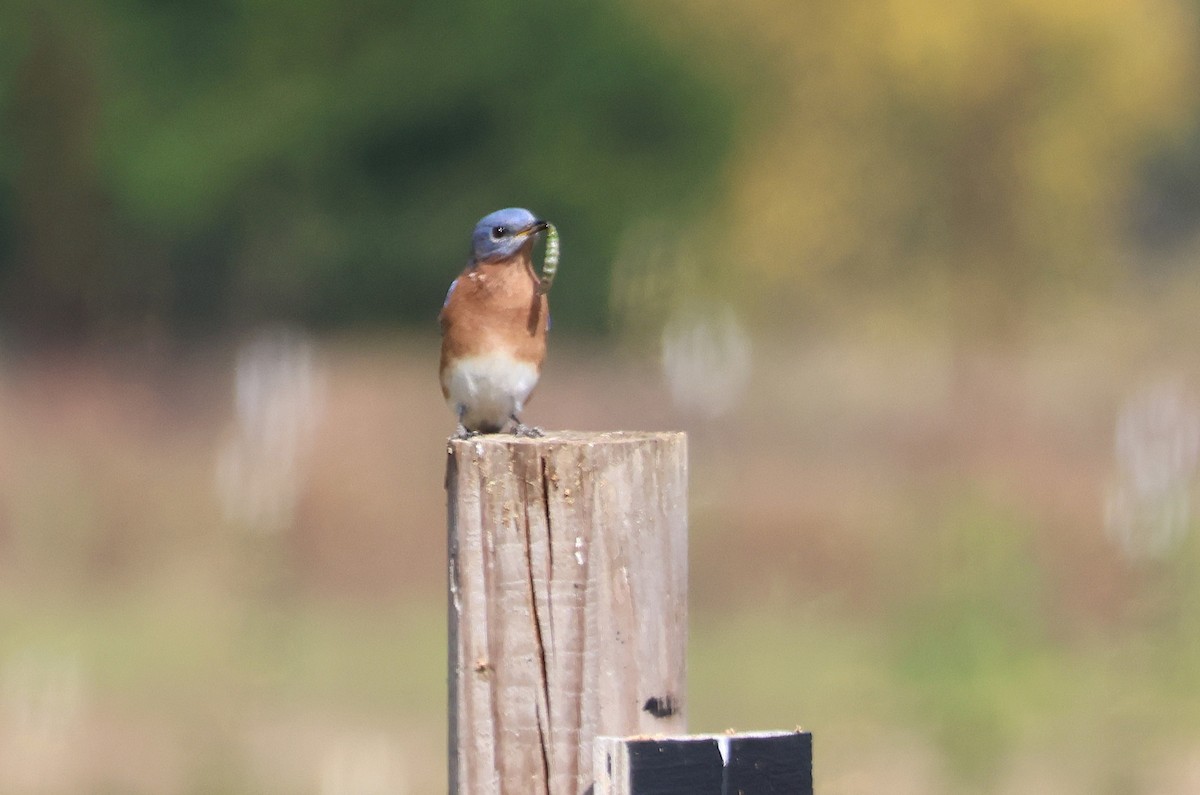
[3,0,1200,791]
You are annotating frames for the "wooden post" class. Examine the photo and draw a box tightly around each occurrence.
[593,732,814,795]
[447,431,688,795]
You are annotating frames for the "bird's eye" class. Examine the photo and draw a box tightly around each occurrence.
[491,226,507,239]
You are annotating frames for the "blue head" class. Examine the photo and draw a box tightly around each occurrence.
[471,208,548,262]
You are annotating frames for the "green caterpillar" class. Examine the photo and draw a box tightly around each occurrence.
[538,222,559,295]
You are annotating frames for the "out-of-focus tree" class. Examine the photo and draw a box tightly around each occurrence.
[3,7,123,338]
[625,0,1198,343]
[0,0,736,340]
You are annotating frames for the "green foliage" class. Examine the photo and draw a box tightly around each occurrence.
[889,495,1055,782]
[9,0,1200,340]
[0,0,737,336]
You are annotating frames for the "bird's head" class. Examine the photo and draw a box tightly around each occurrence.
[472,208,549,263]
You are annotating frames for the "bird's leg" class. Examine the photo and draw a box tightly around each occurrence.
[510,415,544,438]
[451,422,477,441]
[452,407,480,440]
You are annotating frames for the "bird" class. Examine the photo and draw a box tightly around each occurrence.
[439,208,551,438]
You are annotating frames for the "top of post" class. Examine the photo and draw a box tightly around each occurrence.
[446,430,685,454]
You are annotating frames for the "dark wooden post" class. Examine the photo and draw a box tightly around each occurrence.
[593,731,814,794]
[446,431,688,795]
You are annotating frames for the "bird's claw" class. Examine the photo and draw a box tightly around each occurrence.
[452,424,480,440]
[511,421,544,438]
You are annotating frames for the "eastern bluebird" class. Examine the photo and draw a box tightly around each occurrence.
[439,208,551,438]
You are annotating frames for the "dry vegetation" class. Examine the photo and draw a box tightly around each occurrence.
[1,299,1199,792]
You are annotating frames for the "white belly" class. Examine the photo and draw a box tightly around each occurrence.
[444,352,540,432]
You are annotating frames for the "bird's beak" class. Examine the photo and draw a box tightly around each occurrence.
[521,220,550,237]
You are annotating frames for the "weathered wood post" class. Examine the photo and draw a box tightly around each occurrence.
[447,431,687,794]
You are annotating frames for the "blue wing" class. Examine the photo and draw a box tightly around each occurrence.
[442,278,458,309]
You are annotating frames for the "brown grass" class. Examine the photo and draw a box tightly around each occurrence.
[0,308,1198,792]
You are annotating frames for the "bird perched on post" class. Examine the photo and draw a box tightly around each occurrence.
[439,208,551,438]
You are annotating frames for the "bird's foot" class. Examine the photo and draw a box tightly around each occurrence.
[452,423,480,440]
[511,420,544,438]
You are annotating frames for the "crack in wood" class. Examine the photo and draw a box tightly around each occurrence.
[542,458,549,583]
[522,457,553,788]
[540,454,556,661]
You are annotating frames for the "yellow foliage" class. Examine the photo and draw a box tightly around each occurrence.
[631,0,1199,328]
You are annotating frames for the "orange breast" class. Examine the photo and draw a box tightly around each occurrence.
[439,252,549,398]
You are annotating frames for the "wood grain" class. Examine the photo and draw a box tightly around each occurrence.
[447,431,688,794]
